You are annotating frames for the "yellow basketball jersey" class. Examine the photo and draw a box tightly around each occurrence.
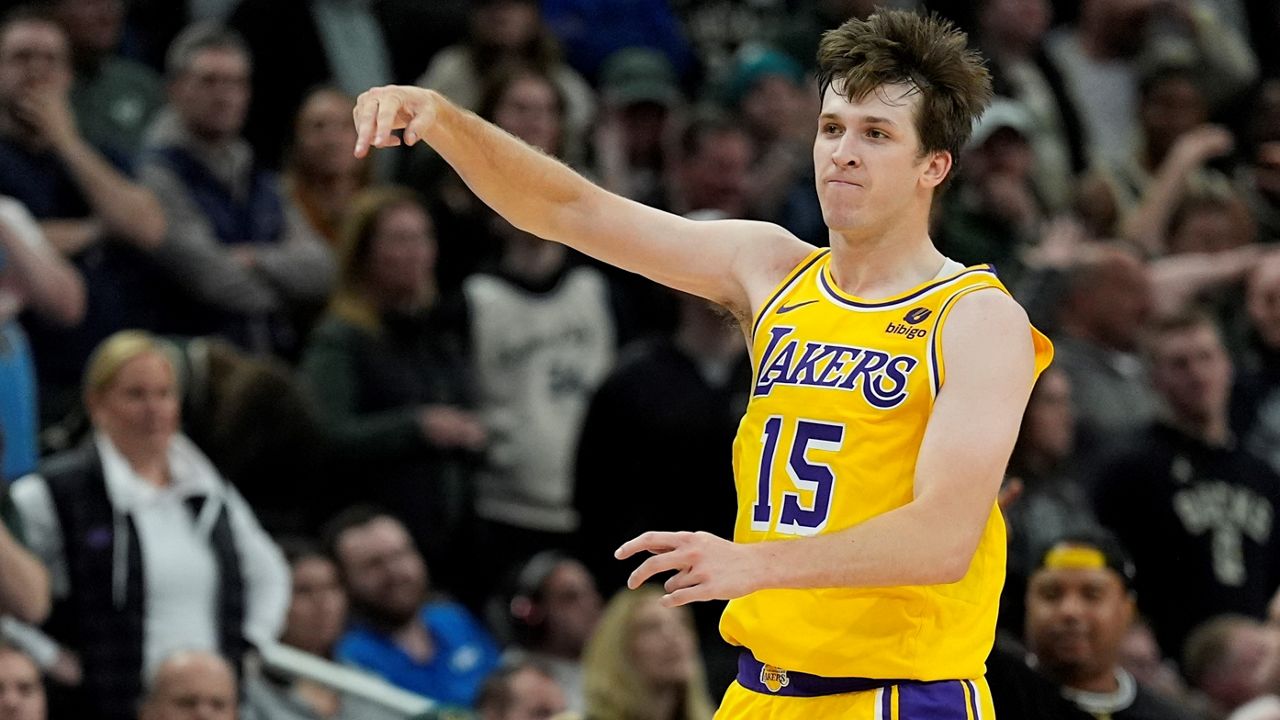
[720,248,1053,680]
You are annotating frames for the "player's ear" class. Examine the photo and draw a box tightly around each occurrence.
[920,149,952,189]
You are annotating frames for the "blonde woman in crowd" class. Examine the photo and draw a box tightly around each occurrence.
[10,330,289,720]
[581,586,714,720]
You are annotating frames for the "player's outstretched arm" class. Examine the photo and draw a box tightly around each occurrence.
[619,289,1039,605]
[354,86,810,315]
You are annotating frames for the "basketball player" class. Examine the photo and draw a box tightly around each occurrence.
[354,10,1052,718]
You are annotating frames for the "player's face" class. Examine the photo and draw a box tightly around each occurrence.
[1025,566,1133,683]
[172,48,250,142]
[628,596,697,687]
[0,21,72,101]
[813,81,947,237]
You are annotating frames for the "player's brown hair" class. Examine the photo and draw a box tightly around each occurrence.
[817,9,992,162]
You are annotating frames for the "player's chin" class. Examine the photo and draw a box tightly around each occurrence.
[821,211,868,236]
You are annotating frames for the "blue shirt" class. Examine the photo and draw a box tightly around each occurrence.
[336,601,500,707]
[0,317,37,482]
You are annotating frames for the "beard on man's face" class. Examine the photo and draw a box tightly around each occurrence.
[346,570,427,629]
[348,589,422,629]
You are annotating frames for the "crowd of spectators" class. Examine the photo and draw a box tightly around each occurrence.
[0,0,1278,718]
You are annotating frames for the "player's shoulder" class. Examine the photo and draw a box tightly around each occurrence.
[942,284,1029,335]
[937,287,1036,373]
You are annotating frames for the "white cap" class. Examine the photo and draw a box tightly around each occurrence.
[968,97,1034,150]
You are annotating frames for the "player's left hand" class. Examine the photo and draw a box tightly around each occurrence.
[615,531,760,607]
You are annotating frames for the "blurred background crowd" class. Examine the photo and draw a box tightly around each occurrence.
[0,0,1278,718]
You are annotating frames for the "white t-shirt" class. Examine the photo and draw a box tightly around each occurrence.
[12,432,290,677]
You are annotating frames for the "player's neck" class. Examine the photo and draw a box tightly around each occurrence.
[827,225,946,300]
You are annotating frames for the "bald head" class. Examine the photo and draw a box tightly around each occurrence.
[140,651,236,720]
[1184,615,1277,713]
[0,646,43,720]
[1060,247,1153,352]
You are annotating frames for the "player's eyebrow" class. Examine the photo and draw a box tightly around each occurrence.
[861,115,898,127]
[818,113,900,127]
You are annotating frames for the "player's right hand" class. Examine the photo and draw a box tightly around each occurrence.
[353,85,441,158]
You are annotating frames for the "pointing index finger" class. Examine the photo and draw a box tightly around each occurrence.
[353,91,379,158]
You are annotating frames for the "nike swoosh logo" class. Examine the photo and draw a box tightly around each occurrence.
[776,300,818,315]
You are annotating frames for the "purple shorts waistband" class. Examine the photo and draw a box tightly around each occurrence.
[737,651,902,697]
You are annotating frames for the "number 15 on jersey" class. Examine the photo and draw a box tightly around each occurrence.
[751,417,845,536]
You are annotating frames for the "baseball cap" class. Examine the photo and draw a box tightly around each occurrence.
[1034,530,1137,591]
[723,45,805,108]
[967,96,1034,150]
[600,47,682,107]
